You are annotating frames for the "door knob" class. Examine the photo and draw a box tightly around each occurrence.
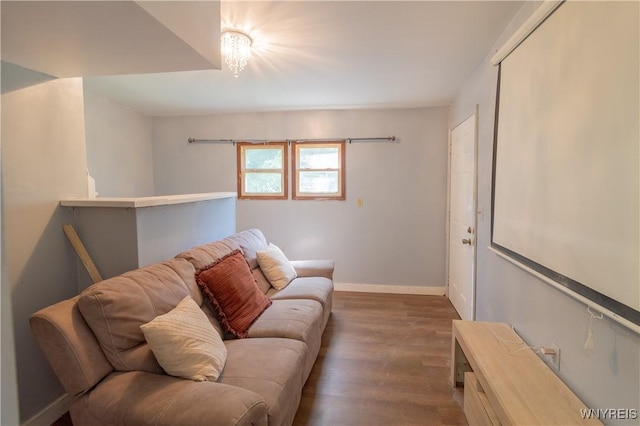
[462,238,472,245]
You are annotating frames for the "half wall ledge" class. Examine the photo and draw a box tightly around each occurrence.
[60,192,237,208]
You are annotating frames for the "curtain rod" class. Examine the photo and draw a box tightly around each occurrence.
[187,136,396,145]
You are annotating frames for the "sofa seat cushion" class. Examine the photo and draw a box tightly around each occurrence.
[221,338,308,426]
[247,299,323,343]
[77,258,208,373]
[267,277,334,328]
[247,299,324,381]
[73,371,268,426]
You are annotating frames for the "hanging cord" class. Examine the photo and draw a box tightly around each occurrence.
[493,327,550,356]
[584,306,603,353]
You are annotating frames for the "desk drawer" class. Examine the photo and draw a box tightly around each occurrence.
[464,372,500,425]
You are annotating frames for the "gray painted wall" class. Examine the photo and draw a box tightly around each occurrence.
[2,69,88,422]
[69,197,237,290]
[449,1,640,418]
[136,197,236,265]
[0,250,19,426]
[70,207,140,291]
[152,108,449,288]
[1,69,238,422]
[6,2,635,422]
[0,25,19,426]
[84,90,154,197]
[1,68,20,426]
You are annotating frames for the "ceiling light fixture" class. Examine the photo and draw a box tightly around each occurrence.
[221,29,252,78]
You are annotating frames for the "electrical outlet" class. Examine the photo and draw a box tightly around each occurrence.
[548,343,560,371]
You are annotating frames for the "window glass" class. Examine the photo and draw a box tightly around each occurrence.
[298,147,339,169]
[298,171,339,193]
[245,148,283,169]
[237,142,288,199]
[292,141,345,200]
[244,173,283,193]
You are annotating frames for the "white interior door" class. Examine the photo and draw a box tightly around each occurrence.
[448,113,477,320]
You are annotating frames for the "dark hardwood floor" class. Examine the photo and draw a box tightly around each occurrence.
[52,291,466,426]
[293,291,467,426]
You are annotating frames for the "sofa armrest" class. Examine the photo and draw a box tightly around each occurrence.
[73,371,268,426]
[30,296,113,397]
[290,260,334,280]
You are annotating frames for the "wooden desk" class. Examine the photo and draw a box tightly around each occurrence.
[451,320,602,425]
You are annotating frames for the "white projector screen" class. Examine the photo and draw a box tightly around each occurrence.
[492,1,639,327]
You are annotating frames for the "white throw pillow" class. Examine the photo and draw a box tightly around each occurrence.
[257,243,297,290]
[140,296,226,381]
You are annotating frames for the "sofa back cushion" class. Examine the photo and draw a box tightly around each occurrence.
[77,258,218,373]
[175,240,238,271]
[176,229,272,294]
[222,228,269,270]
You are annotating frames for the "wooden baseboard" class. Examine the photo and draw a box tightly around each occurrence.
[22,393,72,426]
[334,282,446,296]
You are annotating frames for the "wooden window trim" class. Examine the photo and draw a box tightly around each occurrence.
[292,140,346,201]
[237,142,289,200]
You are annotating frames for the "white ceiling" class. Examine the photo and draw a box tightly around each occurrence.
[1,1,221,77]
[4,1,524,116]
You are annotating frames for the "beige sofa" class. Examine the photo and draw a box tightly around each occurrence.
[30,229,333,426]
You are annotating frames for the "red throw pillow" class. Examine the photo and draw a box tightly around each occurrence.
[196,250,272,338]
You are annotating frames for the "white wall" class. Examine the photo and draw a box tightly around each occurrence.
[1,66,88,423]
[450,1,640,419]
[84,90,154,197]
[152,108,449,289]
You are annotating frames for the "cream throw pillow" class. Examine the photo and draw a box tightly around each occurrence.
[257,243,297,290]
[140,296,226,381]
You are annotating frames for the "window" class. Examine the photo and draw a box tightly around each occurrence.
[292,141,345,200]
[237,142,288,199]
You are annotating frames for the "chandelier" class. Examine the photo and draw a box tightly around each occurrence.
[221,29,253,77]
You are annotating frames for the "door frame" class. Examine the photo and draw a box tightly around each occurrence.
[446,107,479,320]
